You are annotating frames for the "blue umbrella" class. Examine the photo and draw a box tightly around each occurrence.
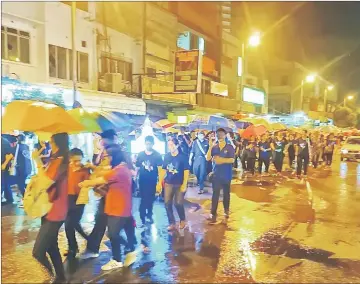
[189,115,235,132]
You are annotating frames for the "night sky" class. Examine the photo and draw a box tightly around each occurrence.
[238,1,360,103]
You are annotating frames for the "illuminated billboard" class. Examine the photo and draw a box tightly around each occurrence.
[243,87,265,105]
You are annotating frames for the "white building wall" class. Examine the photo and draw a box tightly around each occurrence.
[45,2,95,90]
[1,2,46,83]
[1,2,143,91]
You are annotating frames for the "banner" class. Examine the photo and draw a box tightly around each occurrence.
[174,50,202,93]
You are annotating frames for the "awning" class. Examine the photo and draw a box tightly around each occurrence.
[76,89,146,116]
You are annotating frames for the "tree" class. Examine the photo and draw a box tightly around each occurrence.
[333,107,357,128]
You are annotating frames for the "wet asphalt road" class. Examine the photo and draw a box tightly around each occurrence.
[2,154,360,283]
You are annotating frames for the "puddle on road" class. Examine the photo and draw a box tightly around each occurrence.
[251,230,360,271]
[234,182,276,203]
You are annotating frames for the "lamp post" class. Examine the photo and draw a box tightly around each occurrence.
[300,73,317,111]
[344,95,354,107]
[324,85,334,112]
[239,31,261,108]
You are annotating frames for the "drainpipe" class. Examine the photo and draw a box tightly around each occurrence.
[71,1,77,106]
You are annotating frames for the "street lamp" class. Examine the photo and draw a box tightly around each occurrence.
[300,73,317,111]
[344,95,354,107]
[248,32,261,47]
[324,85,334,112]
[305,73,317,83]
[239,31,261,107]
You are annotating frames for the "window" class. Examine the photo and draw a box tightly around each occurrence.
[147,67,156,78]
[48,45,89,83]
[1,26,30,63]
[57,47,67,79]
[100,56,132,82]
[79,52,89,82]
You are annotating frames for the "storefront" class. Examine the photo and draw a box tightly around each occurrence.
[1,76,147,160]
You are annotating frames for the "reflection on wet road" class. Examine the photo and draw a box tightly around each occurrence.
[2,158,360,283]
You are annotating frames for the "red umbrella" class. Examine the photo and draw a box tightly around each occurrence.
[241,125,267,139]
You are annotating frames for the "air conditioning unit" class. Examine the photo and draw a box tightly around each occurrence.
[104,73,131,93]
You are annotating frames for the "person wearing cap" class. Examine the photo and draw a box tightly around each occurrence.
[206,128,235,224]
[189,131,209,194]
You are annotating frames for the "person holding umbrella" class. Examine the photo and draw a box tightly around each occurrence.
[206,128,235,224]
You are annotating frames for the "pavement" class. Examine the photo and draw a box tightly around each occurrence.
[2,154,360,283]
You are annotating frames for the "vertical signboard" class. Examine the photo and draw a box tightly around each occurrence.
[174,50,202,93]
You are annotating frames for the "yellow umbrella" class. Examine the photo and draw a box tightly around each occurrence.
[163,127,180,134]
[2,100,84,134]
[270,122,287,131]
[241,117,271,129]
[67,108,102,133]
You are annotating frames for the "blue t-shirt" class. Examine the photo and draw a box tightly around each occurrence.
[163,152,190,185]
[297,138,310,157]
[191,139,209,159]
[211,143,235,182]
[136,150,163,183]
[246,141,257,158]
[258,141,271,159]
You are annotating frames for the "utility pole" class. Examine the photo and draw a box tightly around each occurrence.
[140,2,147,96]
[71,1,77,106]
[239,42,245,111]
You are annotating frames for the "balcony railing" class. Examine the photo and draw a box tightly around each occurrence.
[132,74,196,105]
[197,93,241,113]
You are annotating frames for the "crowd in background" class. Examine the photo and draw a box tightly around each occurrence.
[0,125,342,282]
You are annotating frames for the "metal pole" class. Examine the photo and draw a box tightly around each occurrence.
[137,2,147,97]
[71,1,77,106]
[239,42,245,110]
[300,80,303,111]
[324,89,328,112]
[344,98,346,107]
[142,3,147,75]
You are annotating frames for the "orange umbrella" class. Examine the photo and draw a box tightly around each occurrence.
[241,125,267,139]
[154,119,175,129]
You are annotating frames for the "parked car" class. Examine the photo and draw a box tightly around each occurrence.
[340,136,360,161]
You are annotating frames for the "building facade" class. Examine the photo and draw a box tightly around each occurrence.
[267,58,338,119]
[1,1,268,122]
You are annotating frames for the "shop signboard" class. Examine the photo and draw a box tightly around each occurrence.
[174,50,202,93]
[210,81,228,97]
[242,86,265,105]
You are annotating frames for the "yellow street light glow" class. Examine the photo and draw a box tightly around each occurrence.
[347,95,354,100]
[305,73,317,83]
[248,32,261,47]
[327,85,334,91]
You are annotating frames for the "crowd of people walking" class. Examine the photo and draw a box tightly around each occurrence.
[0,125,341,283]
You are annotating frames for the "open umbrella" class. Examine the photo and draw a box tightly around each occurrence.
[241,125,267,139]
[189,115,235,132]
[317,125,340,134]
[270,122,287,131]
[2,100,84,134]
[154,119,175,129]
[241,117,271,129]
[67,108,102,133]
[162,127,180,134]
